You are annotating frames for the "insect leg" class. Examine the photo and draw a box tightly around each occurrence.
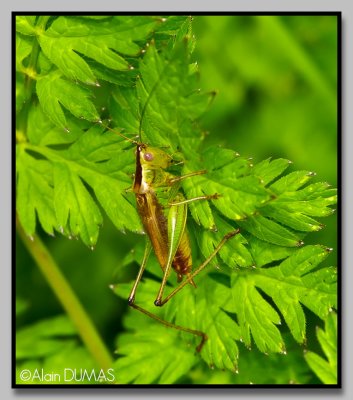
[155,229,240,306]
[168,193,220,207]
[168,169,207,184]
[128,241,152,305]
[154,199,188,307]
[129,303,207,352]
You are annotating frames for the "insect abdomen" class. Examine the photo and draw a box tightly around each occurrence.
[172,230,193,281]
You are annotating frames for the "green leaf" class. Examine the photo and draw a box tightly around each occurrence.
[16,72,26,113]
[17,121,142,245]
[16,315,99,385]
[198,214,254,268]
[15,15,338,386]
[26,104,84,146]
[251,157,292,185]
[114,318,197,384]
[238,215,301,247]
[113,280,198,384]
[16,147,57,236]
[16,16,37,36]
[251,246,336,344]
[231,272,284,353]
[304,312,337,384]
[246,235,295,268]
[16,315,77,360]
[112,241,336,382]
[16,33,33,71]
[112,273,241,381]
[37,16,161,84]
[53,161,103,246]
[36,70,100,130]
[136,39,212,150]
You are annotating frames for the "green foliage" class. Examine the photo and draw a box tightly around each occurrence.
[305,312,338,384]
[16,315,98,384]
[112,244,336,383]
[16,15,186,244]
[16,15,338,385]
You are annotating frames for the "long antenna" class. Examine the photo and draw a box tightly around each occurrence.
[99,120,139,145]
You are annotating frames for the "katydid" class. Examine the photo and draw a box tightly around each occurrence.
[104,45,239,352]
[105,125,239,352]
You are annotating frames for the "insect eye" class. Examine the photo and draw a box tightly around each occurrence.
[144,152,154,161]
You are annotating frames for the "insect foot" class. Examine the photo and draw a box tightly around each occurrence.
[154,299,162,307]
[128,296,135,305]
[196,333,208,353]
[209,193,222,200]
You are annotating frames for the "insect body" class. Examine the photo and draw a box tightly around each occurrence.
[120,138,239,351]
[133,144,195,287]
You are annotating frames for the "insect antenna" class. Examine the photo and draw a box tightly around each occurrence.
[98,119,140,146]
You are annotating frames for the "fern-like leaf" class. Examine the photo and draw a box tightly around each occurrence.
[304,312,338,384]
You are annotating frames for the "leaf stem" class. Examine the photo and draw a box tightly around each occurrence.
[16,217,113,370]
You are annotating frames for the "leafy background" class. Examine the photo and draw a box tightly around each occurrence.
[16,15,338,385]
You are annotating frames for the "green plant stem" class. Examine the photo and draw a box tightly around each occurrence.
[16,218,113,370]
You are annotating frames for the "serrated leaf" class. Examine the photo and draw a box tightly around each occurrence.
[198,214,253,268]
[247,236,295,268]
[53,161,103,246]
[252,246,336,344]
[270,170,314,193]
[113,279,197,384]
[27,104,85,146]
[136,40,211,150]
[113,274,241,377]
[305,312,337,384]
[16,147,57,236]
[114,317,197,384]
[16,17,338,384]
[238,215,301,247]
[251,158,291,185]
[36,71,100,129]
[20,120,141,241]
[261,204,323,232]
[191,278,240,372]
[231,272,284,353]
[37,16,160,84]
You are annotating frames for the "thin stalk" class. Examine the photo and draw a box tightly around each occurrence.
[16,218,113,370]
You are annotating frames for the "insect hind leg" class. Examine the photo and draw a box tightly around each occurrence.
[155,229,240,307]
[129,302,207,353]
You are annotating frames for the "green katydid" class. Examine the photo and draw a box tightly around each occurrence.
[104,127,239,352]
[105,45,239,353]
